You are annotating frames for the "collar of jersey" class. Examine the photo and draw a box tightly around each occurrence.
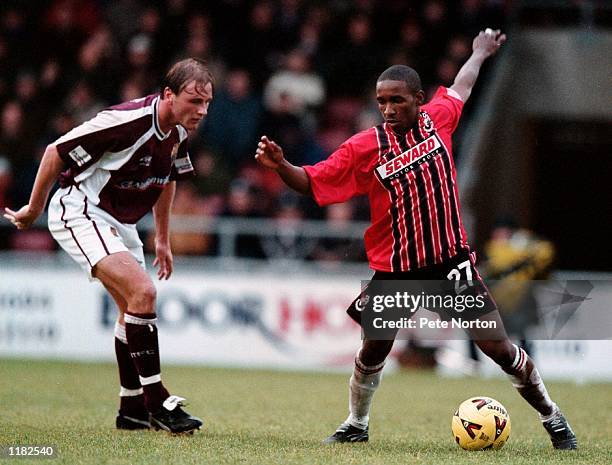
[152,96,172,141]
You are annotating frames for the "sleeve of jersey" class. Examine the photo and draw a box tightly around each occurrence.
[303,141,363,207]
[170,139,195,181]
[424,86,464,133]
[53,111,127,174]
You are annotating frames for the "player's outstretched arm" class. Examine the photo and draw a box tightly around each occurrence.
[3,145,64,229]
[255,135,312,195]
[450,28,507,103]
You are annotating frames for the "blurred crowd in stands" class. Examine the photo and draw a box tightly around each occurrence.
[0,0,507,260]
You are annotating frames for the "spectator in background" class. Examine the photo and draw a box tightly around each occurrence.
[43,0,92,67]
[179,13,226,80]
[0,101,37,206]
[465,219,556,369]
[38,58,63,103]
[234,162,285,211]
[310,200,366,266]
[40,111,74,144]
[73,25,121,103]
[447,34,472,63]
[433,57,460,89]
[14,71,49,140]
[295,8,326,58]
[147,182,213,256]
[263,48,325,130]
[183,32,212,62]
[277,0,302,50]
[159,0,191,56]
[190,147,232,199]
[394,19,428,73]
[227,1,279,89]
[119,75,148,102]
[104,0,144,45]
[261,190,317,261]
[221,179,266,258]
[62,80,106,124]
[181,12,212,54]
[137,5,168,76]
[200,68,262,167]
[2,7,33,68]
[261,89,326,167]
[322,14,380,97]
[125,34,156,91]
[354,88,382,132]
[422,0,450,56]
[483,219,556,356]
[261,92,302,160]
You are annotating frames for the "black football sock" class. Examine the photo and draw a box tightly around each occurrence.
[114,322,147,416]
[124,313,170,412]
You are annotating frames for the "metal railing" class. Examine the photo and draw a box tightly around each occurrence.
[139,214,369,259]
[1,212,370,262]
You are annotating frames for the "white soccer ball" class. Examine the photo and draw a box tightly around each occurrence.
[451,396,511,450]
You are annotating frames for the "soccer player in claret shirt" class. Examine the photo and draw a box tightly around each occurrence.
[256,30,577,449]
[4,58,212,434]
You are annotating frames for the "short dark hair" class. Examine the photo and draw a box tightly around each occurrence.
[377,65,422,93]
[160,58,214,98]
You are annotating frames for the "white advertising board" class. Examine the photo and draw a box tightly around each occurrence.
[1,265,611,380]
[0,267,363,369]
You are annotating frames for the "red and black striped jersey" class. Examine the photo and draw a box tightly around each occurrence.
[54,94,194,224]
[304,87,469,272]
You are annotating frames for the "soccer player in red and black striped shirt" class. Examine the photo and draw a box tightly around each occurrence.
[256,30,577,449]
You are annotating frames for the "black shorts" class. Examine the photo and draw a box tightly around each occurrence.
[347,249,498,327]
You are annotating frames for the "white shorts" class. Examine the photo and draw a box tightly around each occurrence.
[48,186,145,279]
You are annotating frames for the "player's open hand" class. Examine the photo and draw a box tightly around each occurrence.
[153,240,173,280]
[255,136,285,170]
[473,28,506,59]
[3,205,39,230]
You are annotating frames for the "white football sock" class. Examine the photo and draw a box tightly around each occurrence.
[345,356,385,429]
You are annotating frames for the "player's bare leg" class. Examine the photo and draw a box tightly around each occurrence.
[104,283,150,430]
[94,253,169,410]
[323,338,395,444]
[471,311,577,449]
[94,252,202,434]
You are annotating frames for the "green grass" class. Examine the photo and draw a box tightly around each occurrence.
[1,359,610,465]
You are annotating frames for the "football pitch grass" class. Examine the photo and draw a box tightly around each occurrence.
[1,359,610,465]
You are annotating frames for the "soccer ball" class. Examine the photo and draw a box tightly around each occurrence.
[451,396,511,450]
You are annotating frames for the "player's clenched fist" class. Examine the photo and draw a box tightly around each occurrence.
[473,28,506,58]
[255,135,285,170]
